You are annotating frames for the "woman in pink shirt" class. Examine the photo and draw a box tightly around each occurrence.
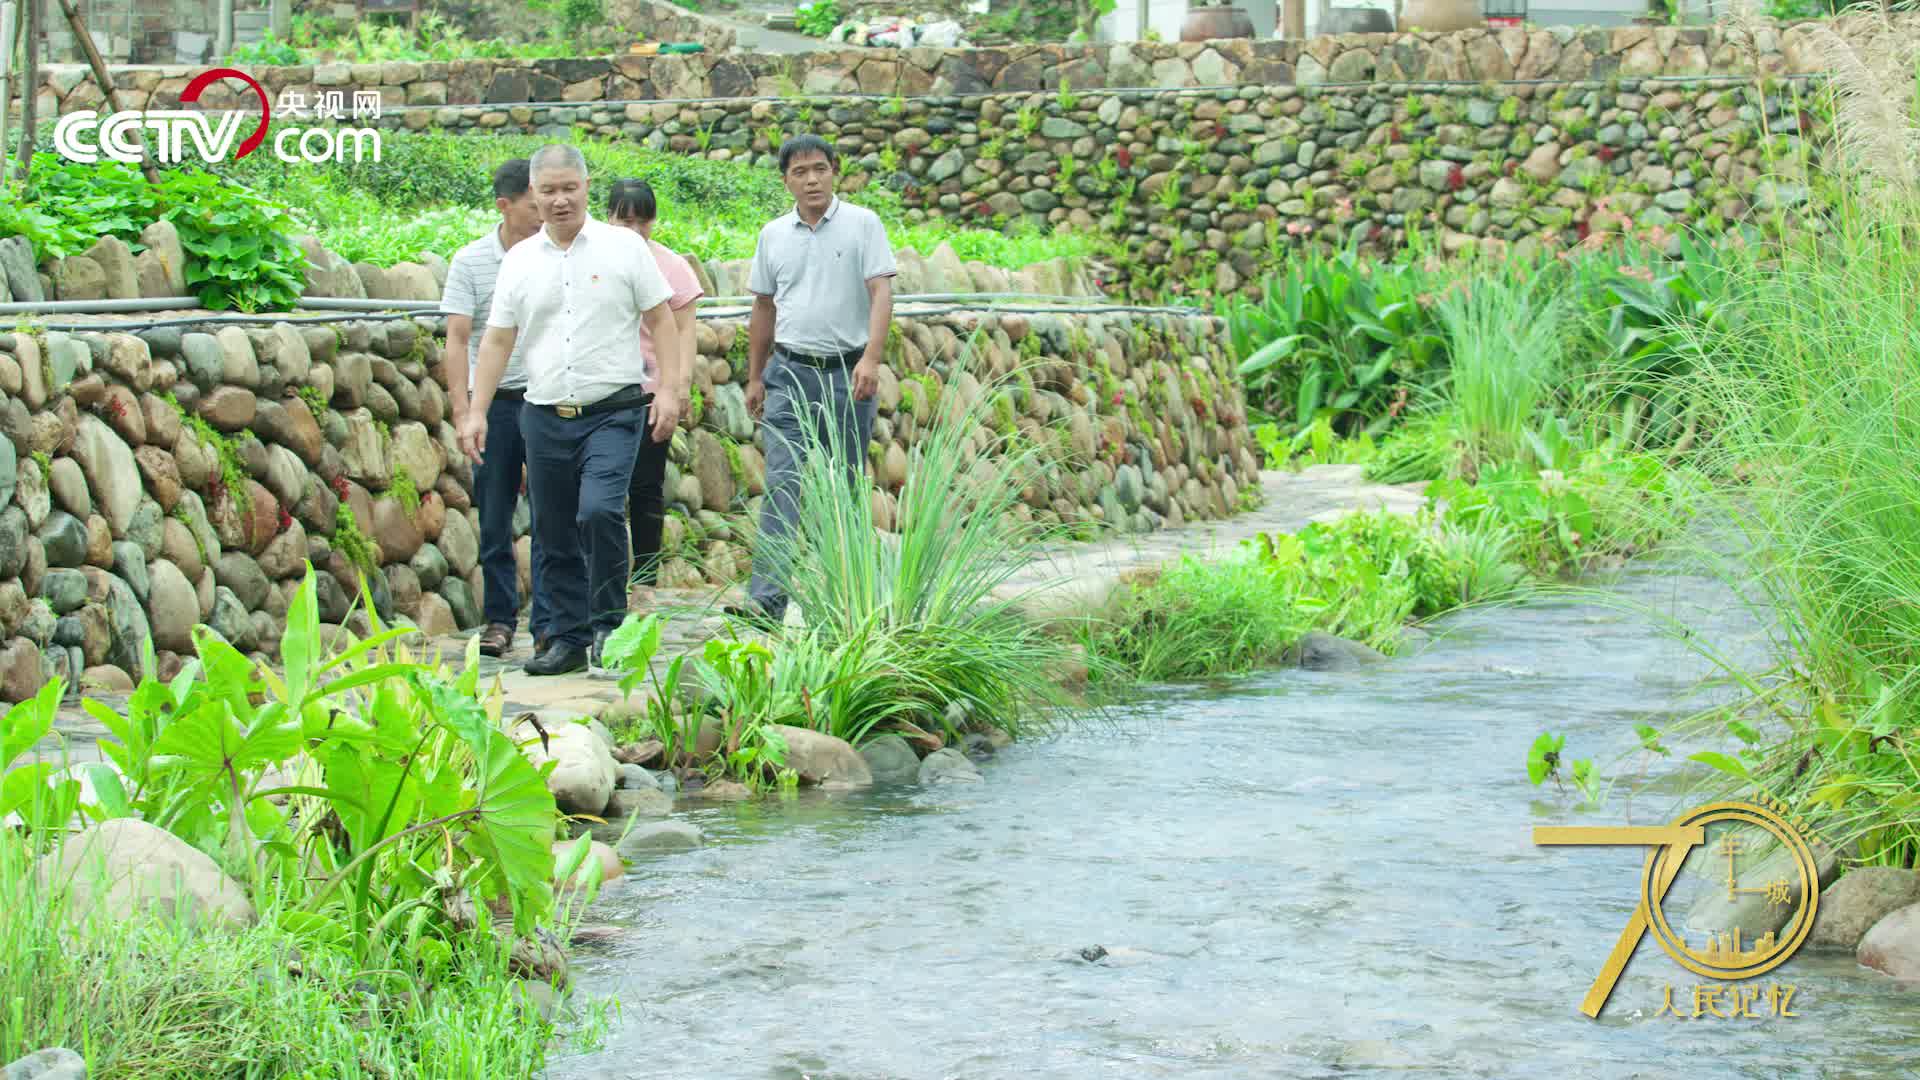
[609,179,706,595]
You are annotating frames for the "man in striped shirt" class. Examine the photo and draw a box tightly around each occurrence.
[442,159,549,659]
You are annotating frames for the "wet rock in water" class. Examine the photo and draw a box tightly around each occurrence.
[1078,944,1109,963]
[615,764,659,791]
[570,924,626,947]
[1291,631,1387,672]
[768,724,872,788]
[1685,833,1841,944]
[510,979,558,1023]
[604,786,673,821]
[612,738,664,768]
[1858,901,1920,980]
[510,714,616,817]
[1811,868,1920,952]
[961,732,997,761]
[860,734,921,784]
[1,1047,87,1079]
[614,821,703,857]
[917,747,983,785]
[554,838,623,892]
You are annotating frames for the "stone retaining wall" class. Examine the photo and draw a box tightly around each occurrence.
[18,16,1895,117]
[0,304,1253,703]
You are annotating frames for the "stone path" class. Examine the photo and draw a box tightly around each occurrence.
[32,466,1426,763]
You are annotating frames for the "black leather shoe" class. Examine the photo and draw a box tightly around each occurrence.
[724,603,782,635]
[524,640,588,677]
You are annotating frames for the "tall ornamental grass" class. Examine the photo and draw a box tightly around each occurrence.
[740,355,1086,741]
[1664,205,1920,867]
[1643,7,1920,867]
[1428,263,1570,475]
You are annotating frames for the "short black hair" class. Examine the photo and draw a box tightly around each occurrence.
[778,134,838,175]
[492,158,531,200]
[607,178,658,223]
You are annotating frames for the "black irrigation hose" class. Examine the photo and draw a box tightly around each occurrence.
[371,73,1828,114]
[18,299,1213,334]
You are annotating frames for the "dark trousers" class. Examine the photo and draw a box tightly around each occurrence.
[747,350,877,620]
[475,394,549,635]
[520,399,648,648]
[629,428,669,586]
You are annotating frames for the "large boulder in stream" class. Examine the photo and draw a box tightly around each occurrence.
[1811,868,1920,952]
[1858,901,1920,980]
[769,725,872,789]
[1289,632,1387,672]
[860,734,922,784]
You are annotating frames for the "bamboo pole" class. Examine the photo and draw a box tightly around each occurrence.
[55,0,158,183]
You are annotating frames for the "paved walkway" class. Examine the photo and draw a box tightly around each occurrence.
[32,466,1426,762]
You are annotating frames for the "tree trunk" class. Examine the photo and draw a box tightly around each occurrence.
[15,0,35,181]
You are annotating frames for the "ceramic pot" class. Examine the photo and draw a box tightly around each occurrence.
[1181,5,1256,41]
[1396,0,1481,31]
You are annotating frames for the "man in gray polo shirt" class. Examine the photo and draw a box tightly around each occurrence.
[442,157,549,659]
[732,134,897,630]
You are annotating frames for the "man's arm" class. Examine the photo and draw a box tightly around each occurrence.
[851,275,893,401]
[443,314,473,425]
[641,301,681,442]
[439,256,477,425]
[458,325,517,464]
[673,304,697,399]
[748,294,775,384]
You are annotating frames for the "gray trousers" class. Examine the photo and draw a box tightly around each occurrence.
[747,350,878,619]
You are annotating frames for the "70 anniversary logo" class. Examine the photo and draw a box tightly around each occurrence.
[54,68,383,166]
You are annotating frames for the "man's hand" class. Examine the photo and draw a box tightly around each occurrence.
[746,377,766,418]
[649,387,683,443]
[449,398,469,433]
[459,410,489,465]
[852,357,879,401]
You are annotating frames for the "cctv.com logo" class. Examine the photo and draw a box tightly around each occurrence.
[54,68,383,166]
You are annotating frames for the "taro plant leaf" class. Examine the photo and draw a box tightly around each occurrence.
[76,762,131,820]
[1,678,63,769]
[1526,731,1566,786]
[0,765,80,834]
[419,676,557,934]
[601,613,665,696]
[1634,723,1671,756]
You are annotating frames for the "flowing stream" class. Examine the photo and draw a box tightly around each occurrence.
[549,559,1920,1079]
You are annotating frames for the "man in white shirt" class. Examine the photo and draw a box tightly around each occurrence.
[441,158,550,661]
[460,144,684,676]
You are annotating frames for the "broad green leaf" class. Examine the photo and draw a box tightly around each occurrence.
[2,678,64,769]
[601,613,664,674]
[1689,751,1751,781]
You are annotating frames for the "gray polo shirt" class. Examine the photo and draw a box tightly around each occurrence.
[748,197,897,356]
[442,226,529,391]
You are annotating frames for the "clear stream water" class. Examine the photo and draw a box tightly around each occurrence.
[549,560,1920,1080]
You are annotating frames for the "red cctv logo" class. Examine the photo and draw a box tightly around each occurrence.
[54,67,382,166]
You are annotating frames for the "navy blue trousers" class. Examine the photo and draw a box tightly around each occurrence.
[474,394,550,635]
[520,400,647,648]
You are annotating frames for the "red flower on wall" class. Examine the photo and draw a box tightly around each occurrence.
[330,475,350,500]
[1445,164,1465,192]
[278,507,293,532]
[1596,145,1617,163]
[1575,218,1592,242]
[1116,147,1132,170]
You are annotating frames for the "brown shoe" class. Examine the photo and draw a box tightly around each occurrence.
[478,622,514,658]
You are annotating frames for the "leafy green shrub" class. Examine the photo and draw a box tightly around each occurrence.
[0,156,156,258]
[0,571,607,1074]
[795,0,842,36]
[154,171,309,311]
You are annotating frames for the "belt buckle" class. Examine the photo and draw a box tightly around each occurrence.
[555,402,581,419]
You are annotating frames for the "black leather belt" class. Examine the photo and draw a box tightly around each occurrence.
[780,346,864,369]
[536,385,652,420]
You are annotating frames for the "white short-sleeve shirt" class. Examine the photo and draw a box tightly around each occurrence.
[486,216,675,407]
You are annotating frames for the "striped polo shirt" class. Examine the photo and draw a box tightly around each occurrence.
[442,226,530,391]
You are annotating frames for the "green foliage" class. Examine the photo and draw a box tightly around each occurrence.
[391,467,421,515]
[0,570,600,1074]
[1526,731,1602,804]
[0,157,154,258]
[332,504,380,577]
[1056,76,1079,112]
[175,406,252,514]
[294,385,331,417]
[794,0,841,36]
[1223,241,1447,438]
